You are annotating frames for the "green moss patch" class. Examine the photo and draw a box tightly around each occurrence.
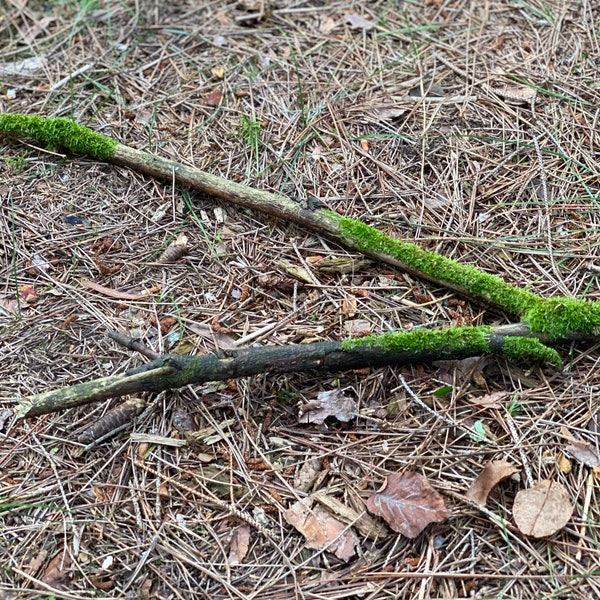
[330,213,600,340]
[524,297,600,339]
[0,113,117,160]
[330,213,539,316]
[342,326,560,367]
[502,337,561,368]
[341,326,494,355]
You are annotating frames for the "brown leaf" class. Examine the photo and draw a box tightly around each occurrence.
[366,472,449,538]
[341,296,357,317]
[313,492,389,540]
[465,461,519,505]
[206,89,223,106]
[343,319,373,337]
[38,546,72,590]
[228,525,251,566]
[299,389,357,424]
[81,280,160,300]
[513,480,573,538]
[466,391,509,410]
[284,497,357,561]
[564,440,600,467]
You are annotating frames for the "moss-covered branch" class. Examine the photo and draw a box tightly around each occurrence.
[2,112,600,342]
[15,323,559,418]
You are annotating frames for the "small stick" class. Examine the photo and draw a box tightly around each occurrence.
[107,329,159,359]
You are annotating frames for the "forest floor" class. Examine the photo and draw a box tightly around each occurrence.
[2,1,600,598]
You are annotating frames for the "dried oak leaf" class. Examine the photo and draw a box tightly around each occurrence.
[513,480,573,538]
[366,472,449,538]
[465,461,519,505]
[228,525,251,566]
[299,389,357,424]
[284,497,358,561]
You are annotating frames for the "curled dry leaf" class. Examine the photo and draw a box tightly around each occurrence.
[228,525,251,566]
[299,389,357,424]
[564,440,600,467]
[513,480,574,538]
[366,472,449,538]
[465,461,519,505]
[284,497,357,561]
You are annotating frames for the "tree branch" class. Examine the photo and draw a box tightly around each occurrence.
[15,324,557,418]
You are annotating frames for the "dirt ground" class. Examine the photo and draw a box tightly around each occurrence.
[2,1,600,598]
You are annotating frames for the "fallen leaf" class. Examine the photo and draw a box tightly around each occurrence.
[276,259,318,284]
[299,389,357,424]
[294,458,323,492]
[80,280,160,300]
[206,89,223,106]
[557,453,572,474]
[38,546,72,590]
[228,525,251,565]
[466,391,509,410]
[344,13,374,31]
[313,492,389,540]
[513,480,573,538]
[284,497,358,561]
[211,65,225,79]
[465,461,519,505]
[564,440,600,467]
[19,284,39,304]
[343,319,372,337]
[366,472,449,538]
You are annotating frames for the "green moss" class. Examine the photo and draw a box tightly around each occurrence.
[330,214,539,316]
[501,337,561,368]
[0,113,117,160]
[524,297,600,339]
[329,213,600,340]
[340,326,494,354]
[341,327,560,367]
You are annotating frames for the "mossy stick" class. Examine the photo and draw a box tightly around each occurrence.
[2,113,600,340]
[15,323,559,418]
